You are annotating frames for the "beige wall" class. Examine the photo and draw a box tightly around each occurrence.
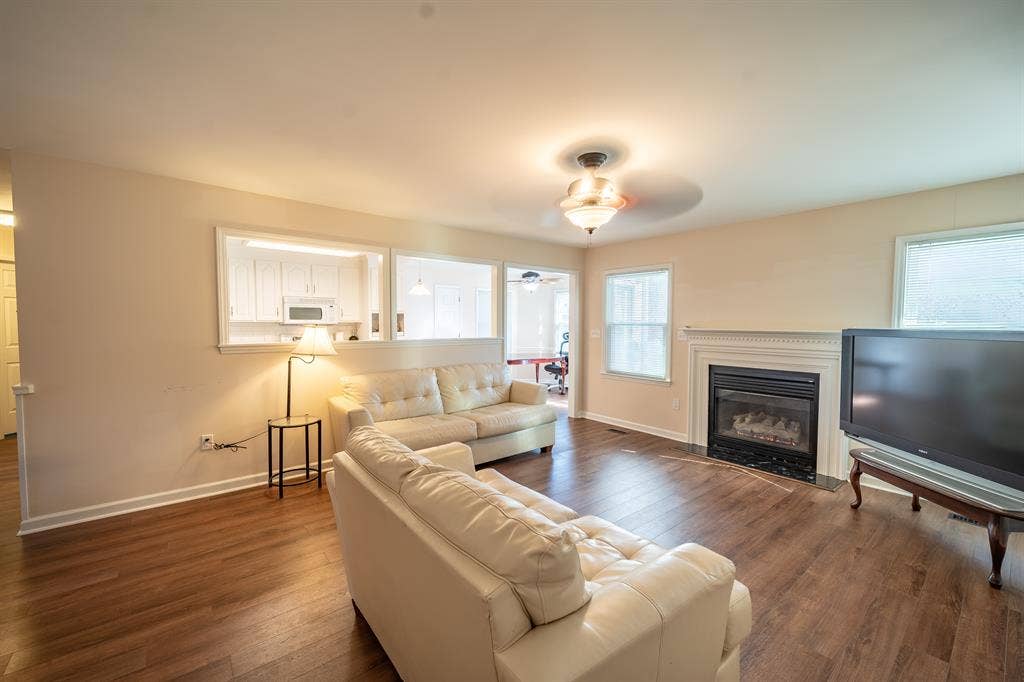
[11,152,583,520]
[582,173,1024,436]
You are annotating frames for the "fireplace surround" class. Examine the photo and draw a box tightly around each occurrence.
[708,365,820,482]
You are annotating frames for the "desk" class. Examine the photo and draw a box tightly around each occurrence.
[506,354,566,384]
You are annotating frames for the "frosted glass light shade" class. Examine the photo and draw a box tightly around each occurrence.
[564,204,617,231]
[293,326,337,356]
[408,278,431,296]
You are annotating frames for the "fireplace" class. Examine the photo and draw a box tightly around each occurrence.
[707,365,820,482]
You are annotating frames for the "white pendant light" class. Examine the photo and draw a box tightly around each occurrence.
[408,258,431,296]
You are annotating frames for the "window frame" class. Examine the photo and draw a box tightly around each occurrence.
[892,221,1024,329]
[601,264,673,384]
[215,225,391,353]
[390,249,502,342]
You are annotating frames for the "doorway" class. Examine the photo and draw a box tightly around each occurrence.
[433,285,462,338]
[1,262,17,436]
[504,264,580,417]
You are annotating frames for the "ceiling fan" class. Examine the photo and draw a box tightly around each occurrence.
[506,271,564,293]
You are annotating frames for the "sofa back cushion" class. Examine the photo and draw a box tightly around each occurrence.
[344,426,432,493]
[340,368,444,422]
[401,463,590,625]
[435,363,512,413]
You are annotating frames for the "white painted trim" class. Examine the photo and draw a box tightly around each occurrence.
[892,220,1024,327]
[582,411,688,443]
[219,336,503,354]
[13,383,34,524]
[602,264,673,382]
[18,463,335,535]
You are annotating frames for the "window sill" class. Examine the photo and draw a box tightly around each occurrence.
[218,337,503,354]
[599,371,672,386]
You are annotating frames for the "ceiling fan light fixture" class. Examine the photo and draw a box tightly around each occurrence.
[522,280,541,293]
[564,204,618,233]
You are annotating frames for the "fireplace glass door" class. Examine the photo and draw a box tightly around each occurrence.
[713,389,813,455]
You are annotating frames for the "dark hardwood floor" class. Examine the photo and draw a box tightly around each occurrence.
[1,413,1021,680]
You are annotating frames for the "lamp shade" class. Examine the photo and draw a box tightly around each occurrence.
[564,204,617,231]
[408,278,431,296]
[293,326,337,356]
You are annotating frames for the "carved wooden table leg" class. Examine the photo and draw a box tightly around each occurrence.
[849,459,863,509]
[911,494,921,511]
[988,515,1008,589]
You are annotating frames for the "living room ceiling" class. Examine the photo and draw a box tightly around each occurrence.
[1,2,1021,245]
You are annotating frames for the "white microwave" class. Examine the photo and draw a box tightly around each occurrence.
[282,297,339,324]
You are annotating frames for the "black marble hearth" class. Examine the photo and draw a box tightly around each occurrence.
[671,442,845,491]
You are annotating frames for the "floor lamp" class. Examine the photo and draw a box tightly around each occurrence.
[286,326,337,418]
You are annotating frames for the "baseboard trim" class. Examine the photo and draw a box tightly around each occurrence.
[581,412,688,443]
[18,466,334,535]
[861,474,911,497]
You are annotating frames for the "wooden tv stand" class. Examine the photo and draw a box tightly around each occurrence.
[849,447,1024,589]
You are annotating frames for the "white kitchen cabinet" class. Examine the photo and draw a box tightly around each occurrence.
[338,265,363,321]
[254,260,282,321]
[228,258,255,321]
[311,264,339,299]
[282,261,311,296]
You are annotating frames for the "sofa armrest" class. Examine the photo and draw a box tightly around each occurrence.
[495,544,737,682]
[510,380,547,406]
[414,442,476,478]
[328,395,373,453]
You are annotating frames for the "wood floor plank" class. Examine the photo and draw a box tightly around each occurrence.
[1,411,1020,680]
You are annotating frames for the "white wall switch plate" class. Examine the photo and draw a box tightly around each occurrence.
[590,329,601,338]
[676,329,687,341]
[672,398,680,410]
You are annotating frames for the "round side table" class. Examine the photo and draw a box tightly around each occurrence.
[267,415,322,499]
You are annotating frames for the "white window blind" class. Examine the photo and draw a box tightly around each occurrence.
[605,269,670,380]
[899,229,1024,329]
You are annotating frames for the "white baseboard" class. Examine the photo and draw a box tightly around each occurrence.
[581,412,688,443]
[18,465,334,535]
[860,474,911,497]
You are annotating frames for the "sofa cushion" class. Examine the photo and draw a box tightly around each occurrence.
[435,363,512,413]
[454,402,556,439]
[560,515,671,589]
[476,469,578,524]
[401,463,590,625]
[724,581,752,654]
[340,368,444,422]
[375,413,478,451]
[343,426,432,493]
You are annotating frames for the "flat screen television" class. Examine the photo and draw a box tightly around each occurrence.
[840,329,1024,492]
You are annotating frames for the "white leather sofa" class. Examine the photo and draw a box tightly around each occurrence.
[328,362,556,465]
[327,426,752,682]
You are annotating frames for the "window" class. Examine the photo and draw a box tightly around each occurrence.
[604,267,671,381]
[895,223,1024,329]
[394,253,497,339]
[217,227,387,349]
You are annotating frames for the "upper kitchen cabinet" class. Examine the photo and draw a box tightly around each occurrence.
[254,260,282,321]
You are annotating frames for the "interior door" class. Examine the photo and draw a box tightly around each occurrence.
[434,285,462,338]
[1,263,18,436]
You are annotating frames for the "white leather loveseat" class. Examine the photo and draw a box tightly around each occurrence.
[328,362,555,465]
[327,426,752,682]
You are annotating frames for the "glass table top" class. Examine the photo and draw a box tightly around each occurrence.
[268,415,321,428]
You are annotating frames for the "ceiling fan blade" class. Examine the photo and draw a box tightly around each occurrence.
[614,171,704,225]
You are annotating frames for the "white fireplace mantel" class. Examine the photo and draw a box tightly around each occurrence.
[682,328,848,481]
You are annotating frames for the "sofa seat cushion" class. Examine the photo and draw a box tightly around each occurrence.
[436,363,512,413]
[560,515,670,589]
[375,413,478,451]
[454,402,556,439]
[340,368,444,422]
[476,469,578,524]
[401,463,590,625]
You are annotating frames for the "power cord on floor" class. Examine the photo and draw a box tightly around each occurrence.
[213,431,265,452]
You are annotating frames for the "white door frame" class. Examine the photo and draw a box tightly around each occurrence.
[503,263,581,418]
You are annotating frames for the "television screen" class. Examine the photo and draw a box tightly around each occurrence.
[841,329,1024,490]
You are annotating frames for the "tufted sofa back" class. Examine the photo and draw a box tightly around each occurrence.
[435,363,512,413]
[339,368,444,422]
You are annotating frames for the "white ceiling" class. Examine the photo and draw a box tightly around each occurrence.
[2,2,1022,245]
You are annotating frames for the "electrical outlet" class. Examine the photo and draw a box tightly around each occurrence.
[672,398,680,411]
[200,434,215,451]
